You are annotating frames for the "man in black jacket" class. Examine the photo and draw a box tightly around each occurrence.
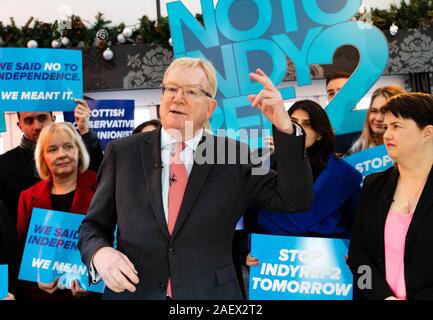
[0,99,103,222]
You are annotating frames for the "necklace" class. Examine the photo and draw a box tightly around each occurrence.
[399,176,428,214]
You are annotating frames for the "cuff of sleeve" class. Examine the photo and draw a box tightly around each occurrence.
[89,257,102,285]
[292,123,303,136]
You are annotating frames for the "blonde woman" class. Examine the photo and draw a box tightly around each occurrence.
[17,122,97,300]
[347,86,405,155]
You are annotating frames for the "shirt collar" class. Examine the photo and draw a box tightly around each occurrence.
[160,127,204,152]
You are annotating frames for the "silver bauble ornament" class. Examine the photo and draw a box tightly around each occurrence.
[27,40,38,48]
[103,47,114,61]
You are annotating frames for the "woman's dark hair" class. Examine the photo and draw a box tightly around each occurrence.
[289,100,336,179]
[132,119,161,134]
[382,92,433,129]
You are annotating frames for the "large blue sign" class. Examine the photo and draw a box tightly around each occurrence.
[18,208,104,293]
[344,144,393,179]
[64,99,135,150]
[0,265,7,299]
[249,233,353,300]
[167,0,388,146]
[0,48,83,132]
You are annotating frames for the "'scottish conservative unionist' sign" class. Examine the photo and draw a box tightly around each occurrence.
[0,48,83,132]
[18,208,104,293]
[249,233,353,300]
[0,265,7,299]
[344,144,393,179]
[64,99,135,150]
[167,0,389,147]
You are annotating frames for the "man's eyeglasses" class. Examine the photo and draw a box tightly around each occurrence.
[161,84,212,99]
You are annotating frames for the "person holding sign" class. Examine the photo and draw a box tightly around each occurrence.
[348,93,433,300]
[248,100,362,266]
[16,122,98,300]
[346,86,406,156]
[78,57,313,300]
[0,100,103,223]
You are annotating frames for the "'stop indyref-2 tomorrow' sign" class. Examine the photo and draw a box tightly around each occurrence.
[167,0,389,147]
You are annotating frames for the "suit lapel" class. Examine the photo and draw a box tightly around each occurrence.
[405,165,433,250]
[171,132,213,238]
[31,179,52,209]
[375,167,399,260]
[70,172,95,214]
[140,128,170,239]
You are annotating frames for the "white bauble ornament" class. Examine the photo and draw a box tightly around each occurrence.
[61,37,70,47]
[103,48,114,60]
[27,40,38,48]
[117,33,126,44]
[51,39,60,48]
[122,27,133,38]
[390,23,399,36]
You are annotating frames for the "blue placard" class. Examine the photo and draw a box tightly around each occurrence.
[0,48,83,132]
[0,265,7,299]
[18,208,104,293]
[64,99,135,150]
[249,233,353,300]
[344,144,393,179]
[167,0,389,146]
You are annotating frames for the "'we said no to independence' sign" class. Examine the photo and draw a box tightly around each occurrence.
[19,208,104,293]
[0,48,83,132]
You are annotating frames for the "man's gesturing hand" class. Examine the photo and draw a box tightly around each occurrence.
[248,68,294,135]
[93,247,139,293]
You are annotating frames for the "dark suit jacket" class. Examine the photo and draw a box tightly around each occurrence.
[348,165,433,300]
[78,127,313,300]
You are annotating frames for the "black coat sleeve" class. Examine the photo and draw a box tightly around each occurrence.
[81,129,104,173]
[246,127,313,213]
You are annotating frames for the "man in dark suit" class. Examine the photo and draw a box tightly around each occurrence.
[326,72,361,154]
[0,99,103,222]
[78,57,313,300]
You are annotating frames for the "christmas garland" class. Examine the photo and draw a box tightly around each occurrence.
[1,1,432,50]
[0,12,204,50]
[356,0,433,31]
